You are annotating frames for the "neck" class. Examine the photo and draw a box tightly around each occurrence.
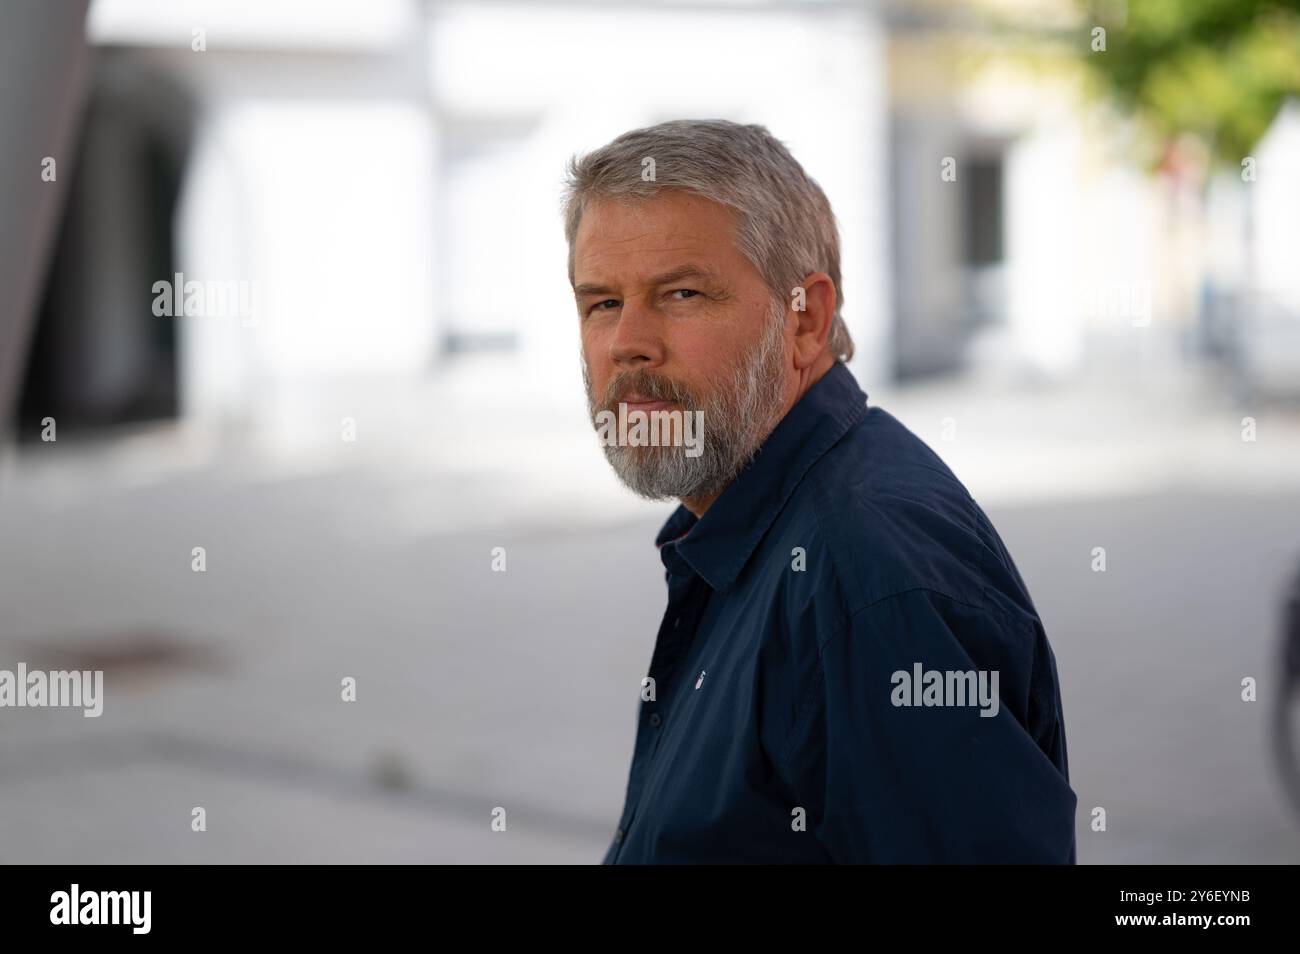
[681,490,721,518]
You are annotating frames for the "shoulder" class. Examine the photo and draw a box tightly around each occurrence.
[772,405,1042,653]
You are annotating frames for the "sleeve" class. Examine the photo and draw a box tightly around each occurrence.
[776,587,1077,863]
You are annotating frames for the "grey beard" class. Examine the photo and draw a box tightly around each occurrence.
[583,300,789,503]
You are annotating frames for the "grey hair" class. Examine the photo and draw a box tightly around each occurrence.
[562,119,854,363]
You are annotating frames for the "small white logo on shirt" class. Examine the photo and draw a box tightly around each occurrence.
[695,670,706,690]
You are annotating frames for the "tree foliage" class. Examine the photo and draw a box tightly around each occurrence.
[1079,0,1300,165]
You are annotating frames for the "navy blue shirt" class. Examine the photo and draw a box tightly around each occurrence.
[602,361,1076,864]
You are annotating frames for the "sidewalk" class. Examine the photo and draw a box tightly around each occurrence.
[2,364,1298,862]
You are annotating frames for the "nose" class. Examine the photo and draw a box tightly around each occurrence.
[608,297,665,369]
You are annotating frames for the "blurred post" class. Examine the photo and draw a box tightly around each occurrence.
[0,0,91,441]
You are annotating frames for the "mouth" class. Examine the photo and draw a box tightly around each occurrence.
[615,393,677,414]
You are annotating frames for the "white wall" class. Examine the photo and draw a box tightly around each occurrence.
[428,1,892,397]
[90,0,892,430]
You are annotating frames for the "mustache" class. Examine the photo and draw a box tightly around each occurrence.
[601,370,696,411]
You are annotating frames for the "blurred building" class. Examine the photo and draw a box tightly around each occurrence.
[15,0,889,442]
[10,0,1300,445]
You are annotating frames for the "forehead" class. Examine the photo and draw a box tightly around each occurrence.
[572,191,753,286]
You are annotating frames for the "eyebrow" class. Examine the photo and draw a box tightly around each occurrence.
[573,265,721,299]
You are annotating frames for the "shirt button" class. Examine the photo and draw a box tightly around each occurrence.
[615,827,625,843]
[649,712,662,727]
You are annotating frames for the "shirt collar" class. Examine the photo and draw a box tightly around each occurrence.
[654,360,869,591]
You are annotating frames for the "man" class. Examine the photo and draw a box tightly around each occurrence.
[565,119,1077,863]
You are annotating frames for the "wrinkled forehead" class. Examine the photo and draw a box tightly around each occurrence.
[571,192,746,288]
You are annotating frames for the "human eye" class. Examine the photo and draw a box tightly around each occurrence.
[668,288,701,301]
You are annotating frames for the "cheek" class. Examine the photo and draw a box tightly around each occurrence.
[581,327,605,362]
[684,324,743,374]
[580,333,611,389]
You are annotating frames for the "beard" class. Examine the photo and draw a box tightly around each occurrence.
[582,297,789,502]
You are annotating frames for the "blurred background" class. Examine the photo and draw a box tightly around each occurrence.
[2,0,1299,863]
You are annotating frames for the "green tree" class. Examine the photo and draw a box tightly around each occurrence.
[1079,0,1300,166]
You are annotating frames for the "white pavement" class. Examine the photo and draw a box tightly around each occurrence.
[2,361,1299,863]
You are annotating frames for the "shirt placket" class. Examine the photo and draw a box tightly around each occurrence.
[606,550,711,862]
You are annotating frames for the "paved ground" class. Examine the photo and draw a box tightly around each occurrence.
[2,365,1299,863]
